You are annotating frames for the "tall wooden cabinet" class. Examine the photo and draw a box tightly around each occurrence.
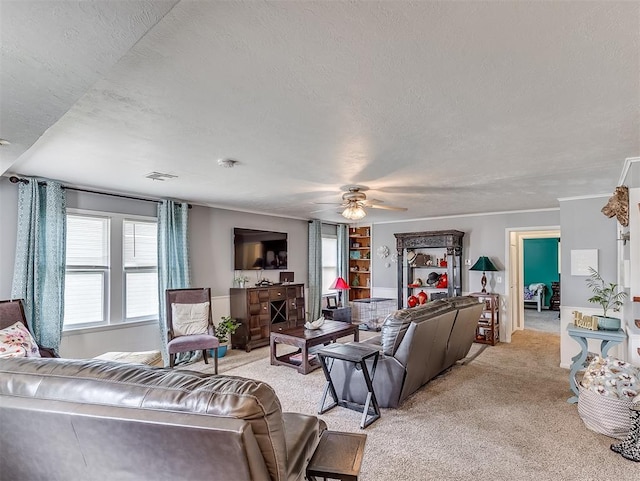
[230,283,305,352]
[394,230,464,308]
[349,226,371,301]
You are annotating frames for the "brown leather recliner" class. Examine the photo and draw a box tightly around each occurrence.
[0,357,325,480]
[0,299,58,357]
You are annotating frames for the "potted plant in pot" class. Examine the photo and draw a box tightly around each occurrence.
[586,267,627,330]
[213,316,241,357]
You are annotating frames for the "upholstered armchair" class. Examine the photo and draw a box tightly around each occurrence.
[0,299,58,357]
[165,288,219,371]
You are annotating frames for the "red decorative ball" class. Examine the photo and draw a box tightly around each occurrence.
[417,290,428,305]
[407,295,418,308]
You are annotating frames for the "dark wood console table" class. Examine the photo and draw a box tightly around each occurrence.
[230,283,305,352]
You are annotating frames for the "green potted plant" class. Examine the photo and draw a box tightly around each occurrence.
[213,316,242,357]
[586,267,627,330]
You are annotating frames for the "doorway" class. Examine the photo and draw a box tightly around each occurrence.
[505,227,560,340]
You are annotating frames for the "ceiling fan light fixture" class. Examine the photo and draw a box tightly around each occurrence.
[342,204,366,220]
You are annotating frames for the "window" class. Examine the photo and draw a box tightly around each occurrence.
[64,215,109,327]
[63,211,157,329]
[123,220,158,320]
[321,236,338,295]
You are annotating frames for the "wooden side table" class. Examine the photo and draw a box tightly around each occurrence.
[307,430,367,481]
[566,324,627,404]
[317,343,380,428]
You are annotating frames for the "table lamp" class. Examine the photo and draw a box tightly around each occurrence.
[469,256,498,293]
[329,276,350,307]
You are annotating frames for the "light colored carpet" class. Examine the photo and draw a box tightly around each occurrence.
[524,308,560,334]
[182,331,635,480]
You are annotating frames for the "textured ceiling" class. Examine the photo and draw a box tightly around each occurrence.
[2,1,639,223]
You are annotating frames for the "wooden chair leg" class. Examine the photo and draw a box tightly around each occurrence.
[214,349,218,374]
[203,349,209,365]
[169,354,175,368]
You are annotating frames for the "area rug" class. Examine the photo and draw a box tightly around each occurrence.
[184,331,635,480]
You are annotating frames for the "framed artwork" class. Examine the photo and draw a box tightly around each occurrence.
[326,295,338,309]
[570,249,598,276]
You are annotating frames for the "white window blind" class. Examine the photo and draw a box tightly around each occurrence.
[64,215,109,327]
[321,237,338,295]
[124,221,157,267]
[123,220,158,320]
[66,216,109,266]
[64,272,105,325]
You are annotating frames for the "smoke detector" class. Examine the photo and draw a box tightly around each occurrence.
[145,172,178,181]
[218,158,238,168]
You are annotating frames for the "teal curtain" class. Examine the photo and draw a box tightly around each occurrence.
[11,178,66,353]
[337,224,349,282]
[308,219,322,321]
[157,200,190,365]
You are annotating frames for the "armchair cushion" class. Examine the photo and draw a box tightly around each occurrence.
[0,321,41,358]
[171,302,210,336]
[167,333,219,354]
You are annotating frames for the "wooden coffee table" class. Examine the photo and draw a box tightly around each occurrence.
[270,320,359,374]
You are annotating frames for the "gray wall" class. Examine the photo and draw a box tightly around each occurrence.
[0,179,308,357]
[559,197,617,307]
[189,205,308,296]
[372,209,561,294]
[0,178,18,298]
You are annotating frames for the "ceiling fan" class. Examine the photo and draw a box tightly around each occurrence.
[316,186,408,220]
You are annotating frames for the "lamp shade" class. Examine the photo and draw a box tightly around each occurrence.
[342,204,366,220]
[469,256,498,272]
[330,277,350,290]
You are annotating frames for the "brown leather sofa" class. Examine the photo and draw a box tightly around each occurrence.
[0,357,325,481]
[330,296,484,408]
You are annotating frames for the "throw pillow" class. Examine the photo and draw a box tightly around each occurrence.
[0,321,41,358]
[171,302,210,336]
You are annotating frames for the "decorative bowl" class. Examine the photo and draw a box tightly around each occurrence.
[305,317,325,330]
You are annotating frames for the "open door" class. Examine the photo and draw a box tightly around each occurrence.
[505,227,560,340]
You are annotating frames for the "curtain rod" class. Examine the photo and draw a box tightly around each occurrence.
[8,176,191,208]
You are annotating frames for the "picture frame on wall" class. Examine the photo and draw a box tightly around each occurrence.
[326,295,338,309]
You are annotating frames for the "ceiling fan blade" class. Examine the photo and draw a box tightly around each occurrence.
[309,206,342,214]
[312,201,345,206]
[368,204,408,211]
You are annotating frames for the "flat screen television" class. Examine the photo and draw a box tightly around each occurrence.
[234,228,288,270]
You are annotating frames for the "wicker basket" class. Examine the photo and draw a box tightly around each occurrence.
[578,382,639,440]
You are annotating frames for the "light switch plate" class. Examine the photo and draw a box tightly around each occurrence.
[464,259,472,266]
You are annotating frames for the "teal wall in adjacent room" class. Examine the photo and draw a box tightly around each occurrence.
[523,238,559,307]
